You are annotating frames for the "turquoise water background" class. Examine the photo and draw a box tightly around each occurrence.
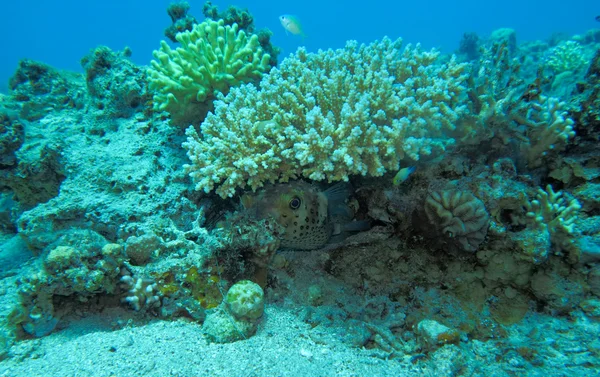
[0,0,598,93]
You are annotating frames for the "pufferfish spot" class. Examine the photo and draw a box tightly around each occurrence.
[239,180,366,250]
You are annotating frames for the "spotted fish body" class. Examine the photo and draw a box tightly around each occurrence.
[241,181,358,250]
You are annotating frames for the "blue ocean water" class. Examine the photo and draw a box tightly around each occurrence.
[0,0,597,93]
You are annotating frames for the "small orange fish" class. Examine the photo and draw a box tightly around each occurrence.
[279,15,306,38]
[241,181,368,250]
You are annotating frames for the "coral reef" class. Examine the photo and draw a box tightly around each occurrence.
[184,37,469,197]
[2,16,600,375]
[489,28,517,56]
[80,46,150,120]
[0,112,24,167]
[457,32,481,61]
[120,270,161,311]
[7,59,85,121]
[460,42,576,168]
[9,236,126,338]
[202,1,254,32]
[571,47,600,136]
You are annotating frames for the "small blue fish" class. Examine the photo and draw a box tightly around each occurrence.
[392,166,416,186]
[279,15,306,38]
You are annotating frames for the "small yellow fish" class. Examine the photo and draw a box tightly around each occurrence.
[392,166,416,186]
[241,181,367,250]
[279,15,306,38]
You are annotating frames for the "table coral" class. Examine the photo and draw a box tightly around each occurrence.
[184,37,469,197]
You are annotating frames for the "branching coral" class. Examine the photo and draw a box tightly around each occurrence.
[523,185,582,263]
[546,41,588,74]
[184,37,469,197]
[460,43,576,167]
[519,96,575,168]
[147,18,271,125]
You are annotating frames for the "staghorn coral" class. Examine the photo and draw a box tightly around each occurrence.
[424,189,490,252]
[147,18,271,125]
[184,37,469,198]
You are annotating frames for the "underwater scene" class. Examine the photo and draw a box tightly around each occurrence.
[0,0,599,375]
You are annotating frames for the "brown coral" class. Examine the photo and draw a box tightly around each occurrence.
[424,190,489,252]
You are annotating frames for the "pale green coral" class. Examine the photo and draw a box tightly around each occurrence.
[147,19,271,125]
[523,185,582,263]
[546,41,587,74]
[521,96,575,168]
[184,37,469,197]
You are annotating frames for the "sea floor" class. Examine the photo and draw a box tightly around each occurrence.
[0,305,599,377]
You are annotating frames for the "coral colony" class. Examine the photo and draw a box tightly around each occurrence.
[1,2,600,373]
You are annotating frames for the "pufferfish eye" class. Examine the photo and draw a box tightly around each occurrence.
[289,197,301,210]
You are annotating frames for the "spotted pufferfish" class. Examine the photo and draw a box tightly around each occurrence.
[241,181,369,250]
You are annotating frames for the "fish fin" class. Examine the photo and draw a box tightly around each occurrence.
[324,182,351,203]
[341,220,371,233]
[332,223,342,236]
[328,220,371,244]
[240,194,254,209]
[325,182,352,217]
